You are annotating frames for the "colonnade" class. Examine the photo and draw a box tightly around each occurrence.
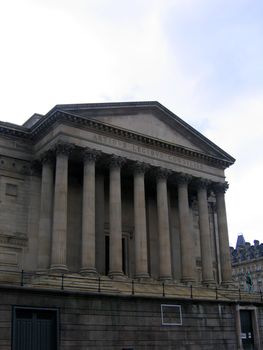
[37,142,232,285]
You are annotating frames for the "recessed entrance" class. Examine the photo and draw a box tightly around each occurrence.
[236,305,260,350]
[105,234,130,276]
[240,310,254,349]
[12,307,58,350]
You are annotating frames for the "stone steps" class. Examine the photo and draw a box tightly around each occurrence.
[112,281,228,300]
[216,288,262,302]
[30,273,119,294]
[0,271,261,302]
[0,270,24,285]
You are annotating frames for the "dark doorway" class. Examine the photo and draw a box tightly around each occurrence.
[105,235,129,276]
[122,236,128,275]
[105,235,110,275]
[12,307,58,350]
[240,310,254,350]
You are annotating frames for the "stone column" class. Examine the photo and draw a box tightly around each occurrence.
[156,168,172,280]
[177,174,195,283]
[214,182,232,285]
[133,162,149,279]
[37,151,54,271]
[196,179,215,285]
[108,155,125,278]
[95,172,105,275]
[50,142,73,272]
[80,148,100,276]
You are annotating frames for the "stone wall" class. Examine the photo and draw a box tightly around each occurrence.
[1,286,262,350]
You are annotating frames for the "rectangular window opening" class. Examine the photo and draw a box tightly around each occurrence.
[161,304,182,326]
[6,183,18,197]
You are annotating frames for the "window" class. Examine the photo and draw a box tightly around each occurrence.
[161,304,182,326]
[6,183,18,197]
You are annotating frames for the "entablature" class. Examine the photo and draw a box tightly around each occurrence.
[32,125,226,182]
[0,103,235,171]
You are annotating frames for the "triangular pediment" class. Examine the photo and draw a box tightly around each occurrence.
[1,101,234,168]
[51,101,234,164]
[86,112,203,152]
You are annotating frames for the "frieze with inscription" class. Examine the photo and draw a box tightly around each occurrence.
[93,134,205,171]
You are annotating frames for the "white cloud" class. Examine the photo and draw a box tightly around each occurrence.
[200,92,263,246]
[0,0,178,121]
[0,0,262,247]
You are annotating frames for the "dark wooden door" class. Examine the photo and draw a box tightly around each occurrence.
[13,308,57,350]
[240,310,254,350]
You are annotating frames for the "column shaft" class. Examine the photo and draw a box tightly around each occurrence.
[109,157,124,278]
[37,157,54,271]
[134,165,149,279]
[177,176,195,283]
[156,170,172,280]
[80,154,97,275]
[50,148,70,272]
[95,173,105,275]
[197,183,215,284]
[215,184,232,284]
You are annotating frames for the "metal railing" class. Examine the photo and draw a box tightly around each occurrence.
[0,269,262,303]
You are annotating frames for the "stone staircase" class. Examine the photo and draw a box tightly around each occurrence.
[0,270,25,285]
[30,273,120,294]
[215,287,262,303]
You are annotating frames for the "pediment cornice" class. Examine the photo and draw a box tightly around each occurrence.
[0,102,235,169]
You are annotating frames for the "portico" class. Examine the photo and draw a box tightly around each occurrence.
[37,140,232,285]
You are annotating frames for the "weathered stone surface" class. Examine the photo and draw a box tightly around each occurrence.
[0,286,262,349]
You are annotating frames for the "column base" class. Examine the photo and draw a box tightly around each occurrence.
[50,264,68,274]
[135,272,150,280]
[202,279,216,287]
[108,270,126,280]
[221,280,235,288]
[80,267,98,277]
[159,275,173,282]
[181,277,196,285]
[36,268,49,275]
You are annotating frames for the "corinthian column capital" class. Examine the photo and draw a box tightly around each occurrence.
[132,161,149,175]
[82,148,101,163]
[213,182,229,194]
[109,155,126,169]
[155,167,171,180]
[175,173,192,185]
[53,141,74,156]
[40,150,55,165]
[194,178,211,190]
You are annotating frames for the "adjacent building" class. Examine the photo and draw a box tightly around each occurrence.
[0,102,262,349]
[231,234,263,292]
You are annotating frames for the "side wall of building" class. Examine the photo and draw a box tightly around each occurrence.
[1,287,262,350]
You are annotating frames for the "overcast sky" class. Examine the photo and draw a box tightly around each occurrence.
[0,0,262,247]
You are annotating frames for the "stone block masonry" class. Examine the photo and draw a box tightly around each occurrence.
[1,286,262,350]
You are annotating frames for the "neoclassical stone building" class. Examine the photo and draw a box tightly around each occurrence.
[3,102,261,350]
[0,101,234,285]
